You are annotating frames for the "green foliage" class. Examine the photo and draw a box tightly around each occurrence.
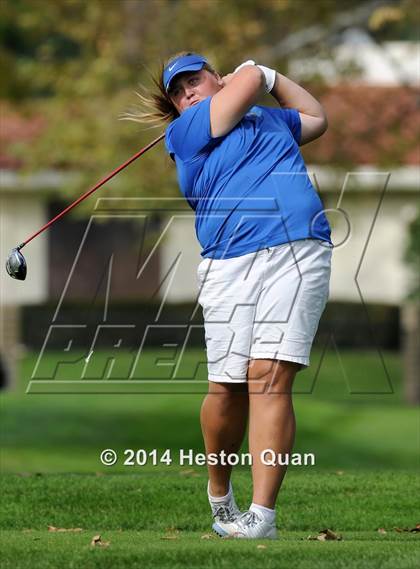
[1,0,415,201]
[404,209,420,299]
[368,0,420,41]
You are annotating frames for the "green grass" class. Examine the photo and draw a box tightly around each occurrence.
[1,349,419,567]
[1,349,418,473]
[1,472,419,569]
[1,529,418,569]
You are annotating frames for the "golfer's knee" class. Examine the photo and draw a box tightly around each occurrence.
[248,359,298,393]
[208,381,247,396]
[204,382,247,414]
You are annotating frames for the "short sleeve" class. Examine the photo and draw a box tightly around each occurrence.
[165,96,214,162]
[265,107,301,144]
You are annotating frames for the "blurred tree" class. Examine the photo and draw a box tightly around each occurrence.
[369,0,420,40]
[0,0,416,206]
[401,209,420,405]
[404,211,420,301]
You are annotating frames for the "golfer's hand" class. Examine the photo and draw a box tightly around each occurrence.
[222,60,256,87]
[234,60,256,73]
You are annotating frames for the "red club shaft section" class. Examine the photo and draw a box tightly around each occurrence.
[18,133,164,250]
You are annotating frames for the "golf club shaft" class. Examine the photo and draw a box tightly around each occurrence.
[18,132,165,250]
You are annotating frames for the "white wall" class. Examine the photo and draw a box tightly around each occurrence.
[159,215,202,302]
[328,194,416,304]
[289,37,420,87]
[0,193,48,307]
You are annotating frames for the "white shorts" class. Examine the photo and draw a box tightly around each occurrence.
[197,239,332,383]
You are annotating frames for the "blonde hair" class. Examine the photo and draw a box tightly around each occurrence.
[121,51,217,128]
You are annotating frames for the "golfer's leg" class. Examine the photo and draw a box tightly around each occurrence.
[200,381,249,497]
[248,359,298,508]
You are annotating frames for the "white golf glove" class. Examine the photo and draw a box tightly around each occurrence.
[234,60,256,73]
[257,64,276,93]
[234,60,276,93]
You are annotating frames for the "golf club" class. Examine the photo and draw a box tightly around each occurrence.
[5,133,164,281]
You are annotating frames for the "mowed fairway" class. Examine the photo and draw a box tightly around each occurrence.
[1,349,419,568]
[1,472,419,569]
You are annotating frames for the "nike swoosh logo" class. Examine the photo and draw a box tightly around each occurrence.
[168,63,178,71]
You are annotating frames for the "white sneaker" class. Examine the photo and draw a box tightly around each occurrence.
[229,509,277,539]
[209,485,242,537]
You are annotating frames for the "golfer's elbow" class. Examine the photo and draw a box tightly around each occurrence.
[313,104,328,136]
[299,108,328,145]
[318,109,328,135]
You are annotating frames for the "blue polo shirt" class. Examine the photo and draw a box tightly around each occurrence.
[165,96,331,258]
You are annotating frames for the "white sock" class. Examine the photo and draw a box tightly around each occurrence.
[250,502,276,524]
[208,481,232,502]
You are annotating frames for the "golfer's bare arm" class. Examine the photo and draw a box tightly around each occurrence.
[209,66,326,144]
[210,66,265,138]
[270,73,328,145]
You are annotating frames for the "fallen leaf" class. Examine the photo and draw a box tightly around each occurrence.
[90,534,110,547]
[179,469,199,477]
[307,529,342,541]
[201,533,215,539]
[322,529,342,541]
[48,526,83,532]
[161,527,180,540]
[393,524,420,533]
[165,527,180,534]
[257,544,267,549]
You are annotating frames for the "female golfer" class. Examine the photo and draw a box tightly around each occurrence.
[131,52,332,539]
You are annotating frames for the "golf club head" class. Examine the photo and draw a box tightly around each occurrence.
[5,247,27,280]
